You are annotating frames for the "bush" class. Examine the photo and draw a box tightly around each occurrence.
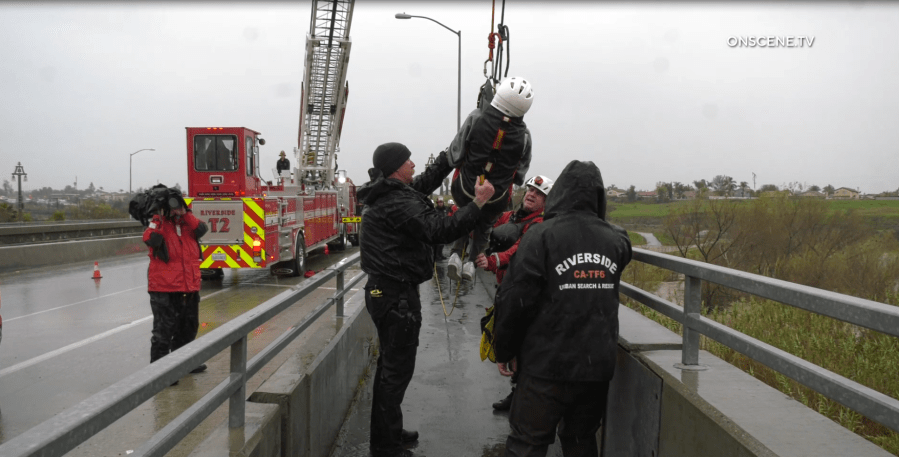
[50,210,65,221]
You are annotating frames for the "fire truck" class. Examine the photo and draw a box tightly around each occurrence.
[185,0,358,278]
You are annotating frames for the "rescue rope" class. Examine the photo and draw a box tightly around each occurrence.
[483,0,509,82]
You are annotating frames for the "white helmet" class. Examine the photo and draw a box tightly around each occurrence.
[525,175,553,196]
[491,76,534,118]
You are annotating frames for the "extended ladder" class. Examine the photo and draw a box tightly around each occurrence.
[296,0,354,188]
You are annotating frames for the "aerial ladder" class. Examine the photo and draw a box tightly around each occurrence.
[296,0,354,189]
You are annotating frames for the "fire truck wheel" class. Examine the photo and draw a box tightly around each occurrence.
[290,235,306,277]
[329,232,348,252]
[201,268,224,280]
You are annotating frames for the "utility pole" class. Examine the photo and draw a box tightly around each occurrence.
[11,162,27,220]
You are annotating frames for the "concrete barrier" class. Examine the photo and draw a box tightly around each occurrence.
[188,402,282,457]
[606,306,892,457]
[0,236,145,273]
[245,290,376,457]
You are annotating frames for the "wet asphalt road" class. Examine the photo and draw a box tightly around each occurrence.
[0,247,363,455]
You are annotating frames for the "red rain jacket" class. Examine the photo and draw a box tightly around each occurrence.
[143,212,203,293]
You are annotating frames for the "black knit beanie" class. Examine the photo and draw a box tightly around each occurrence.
[372,142,412,177]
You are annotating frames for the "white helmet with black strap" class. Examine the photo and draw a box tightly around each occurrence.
[525,175,553,196]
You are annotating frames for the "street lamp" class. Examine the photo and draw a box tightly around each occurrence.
[395,13,461,132]
[11,162,27,217]
[129,148,155,194]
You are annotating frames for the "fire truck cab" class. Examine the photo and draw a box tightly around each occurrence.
[185,126,357,278]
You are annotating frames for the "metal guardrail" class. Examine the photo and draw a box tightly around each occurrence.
[0,253,365,457]
[623,247,899,433]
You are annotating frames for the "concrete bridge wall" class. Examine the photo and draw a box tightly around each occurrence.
[0,236,145,273]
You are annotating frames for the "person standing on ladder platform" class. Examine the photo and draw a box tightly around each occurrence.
[276,150,290,175]
[357,143,495,457]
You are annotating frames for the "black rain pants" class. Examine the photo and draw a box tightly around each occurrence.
[504,373,610,457]
[149,291,200,363]
[364,277,422,457]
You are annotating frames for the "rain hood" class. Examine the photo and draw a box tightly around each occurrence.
[543,160,606,221]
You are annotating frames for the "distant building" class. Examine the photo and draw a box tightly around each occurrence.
[607,188,627,199]
[832,187,860,200]
[637,191,657,200]
[761,190,792,198]
[799,190,825,198]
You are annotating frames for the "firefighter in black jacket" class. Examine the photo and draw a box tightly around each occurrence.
[358,142,494,457]
[493,160,632,457]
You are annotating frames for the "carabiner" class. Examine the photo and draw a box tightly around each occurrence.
[483,59,493,79]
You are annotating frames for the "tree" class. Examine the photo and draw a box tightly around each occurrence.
[672,182,692,200]
[711,175,736,196]
[2,179,12,196]
[663,197,745,309]
[693,179,709,190]
[823,184,835,196]
[655,182,671,203]
[808,185,821,192]
[87,182,96,193]
[759,184,779,193]
[739,181,749,197]
[626,185,637,202]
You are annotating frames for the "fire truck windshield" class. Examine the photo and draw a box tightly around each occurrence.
[194,135,239,172]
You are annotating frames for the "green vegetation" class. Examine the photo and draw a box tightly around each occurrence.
[621,195,899,454]
[608,199,899,239]
[825,199,899,218]
[65,200,129,220]
[652,231,675,246]
[627,231,646,245]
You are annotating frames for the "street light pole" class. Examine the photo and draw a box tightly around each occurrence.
[395,13,461,132]
[130,148,155,194]
[11,162,27,219]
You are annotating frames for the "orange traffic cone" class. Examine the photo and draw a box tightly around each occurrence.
[91,261,103,279]
[324,245,329,255]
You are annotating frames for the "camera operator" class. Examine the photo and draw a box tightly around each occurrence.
[140,185,208,385]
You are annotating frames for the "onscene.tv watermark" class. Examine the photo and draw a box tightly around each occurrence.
[727,36,815,48]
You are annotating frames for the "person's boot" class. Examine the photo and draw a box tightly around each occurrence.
[400,429,419,443]
[461,261,475,281]
[447,253,462,281]
[492,388,514,411]
[190,363,207,374]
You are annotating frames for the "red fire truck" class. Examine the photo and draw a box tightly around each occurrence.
[185,0,359,278]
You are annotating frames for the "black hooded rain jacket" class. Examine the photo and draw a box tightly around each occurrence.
[493,160,632,382]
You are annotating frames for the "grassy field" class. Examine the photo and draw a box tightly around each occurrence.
[609,199,899,234]
[826,199,899,218]
[627,231,646,245]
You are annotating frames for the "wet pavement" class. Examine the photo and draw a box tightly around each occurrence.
[330,262,564,457]
[0,247,363,455]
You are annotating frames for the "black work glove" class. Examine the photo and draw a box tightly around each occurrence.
[145,232,170,263]
[194,221,208,239]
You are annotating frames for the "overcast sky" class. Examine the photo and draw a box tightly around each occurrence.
[1,1,897,195]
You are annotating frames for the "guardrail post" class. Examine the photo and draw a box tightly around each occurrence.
[229,336,247,429]
[336,268,345,317]
[682,275,701,366]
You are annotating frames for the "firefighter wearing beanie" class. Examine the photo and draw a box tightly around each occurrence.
[356,142,495,457]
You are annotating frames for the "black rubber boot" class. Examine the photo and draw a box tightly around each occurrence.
[492,387,515,411]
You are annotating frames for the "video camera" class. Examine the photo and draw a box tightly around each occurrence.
[128,184,188,227]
